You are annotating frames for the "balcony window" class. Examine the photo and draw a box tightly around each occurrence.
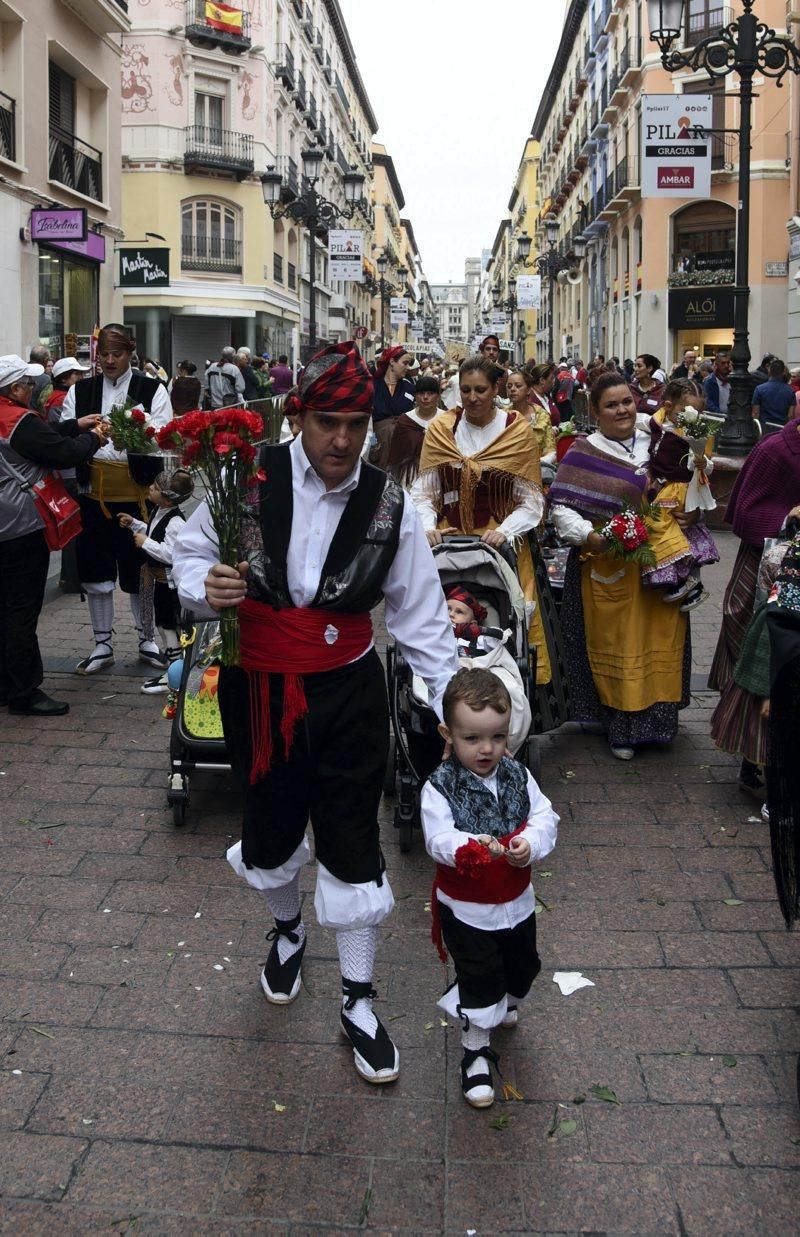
[685,2,728,47]
[184,121,254,179]
[273,252,284,283]
[287,261,297,290]
[48,61,103,201]
[181,199,242,273]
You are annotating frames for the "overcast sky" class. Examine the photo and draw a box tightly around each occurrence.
[337,1,566,284]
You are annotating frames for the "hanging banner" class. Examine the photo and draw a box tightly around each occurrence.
[489,311,508,333]
[641,94,712,198]
[328,229,364,281]
[390,297,409,325]
[516,274,541,310]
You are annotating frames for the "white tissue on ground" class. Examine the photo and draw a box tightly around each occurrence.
[553,971,595,996]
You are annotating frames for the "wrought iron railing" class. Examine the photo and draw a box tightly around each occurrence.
[274,44,295,88]
[184,125,254,175]
[181,234,242,273]
[49,126,103,200]
[185,0,250,42]
[0,91,15,163]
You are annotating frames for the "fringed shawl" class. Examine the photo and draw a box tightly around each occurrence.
[547,438,648,522]
[766,532,800,927]
[418,407,539,532]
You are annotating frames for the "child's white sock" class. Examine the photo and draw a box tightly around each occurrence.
[337,926,378,1036]
[261,873,305,964]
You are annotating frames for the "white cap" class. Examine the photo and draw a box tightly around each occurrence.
[0,354,45,386]
[52,356,91,380]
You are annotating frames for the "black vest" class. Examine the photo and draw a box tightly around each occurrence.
[145,506,184,570]
[241,443,404,612]
[74,371,160,416]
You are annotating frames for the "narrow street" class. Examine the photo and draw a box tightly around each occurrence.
[0,529,796,1233]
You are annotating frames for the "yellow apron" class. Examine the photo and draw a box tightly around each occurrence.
[580,550,687,711]
[88,460,149,518]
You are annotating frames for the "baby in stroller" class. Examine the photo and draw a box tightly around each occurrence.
[442,583,532,755]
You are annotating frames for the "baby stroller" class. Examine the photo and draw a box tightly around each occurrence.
[166,619,230,826]
[384,535,540,853]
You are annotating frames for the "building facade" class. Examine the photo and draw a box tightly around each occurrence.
[120,0,376,372]
[531,0,792,367]
[369,141,410,350]
[0,0,129,361]
[430,278,469,345]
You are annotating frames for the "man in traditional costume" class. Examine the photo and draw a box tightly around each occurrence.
[410,355,568,733]
[61,324,172,674]
[548,373,690,759]
[171,342,459,1085]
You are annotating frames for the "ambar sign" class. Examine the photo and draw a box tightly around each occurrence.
[668,287,735,330]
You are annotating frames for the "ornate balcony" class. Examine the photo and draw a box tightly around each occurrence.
[183,125,254,180]
[185,0,250,54]
[273,44,295,90]
[181,233,242,274]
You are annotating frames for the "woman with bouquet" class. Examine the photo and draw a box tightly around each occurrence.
[642,377,721,612]
[549,373,692,759]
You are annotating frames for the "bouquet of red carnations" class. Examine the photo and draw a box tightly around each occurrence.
[156,408,265,665]
[597,503,656,569]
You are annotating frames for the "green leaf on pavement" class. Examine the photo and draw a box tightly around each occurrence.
[722,1055,737,1068]
[558,1118,577,1136]
[536,896,551,912]
[723,898,744,906]
[573,1093,586,1104]
[491,1114,512,1131]
[589,1084,621,1105]
[358,1187,372,1225]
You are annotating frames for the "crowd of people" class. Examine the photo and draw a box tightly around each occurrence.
[2,326,800,1104]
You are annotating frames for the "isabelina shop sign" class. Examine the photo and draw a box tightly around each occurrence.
[30,208,88,243]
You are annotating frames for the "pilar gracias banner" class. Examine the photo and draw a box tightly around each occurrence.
[328,229,364,282]
[516,274,541,310]
[390,297,409,326]
[205,0,243,34]
[641,93,712,199]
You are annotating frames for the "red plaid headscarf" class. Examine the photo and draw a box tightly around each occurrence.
[375,345,408,380]
[445,585,487,625]
[296,341,373,414]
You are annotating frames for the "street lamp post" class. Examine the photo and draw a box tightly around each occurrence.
[375,251,408,352]
[647,0,800,456]
[517,217,586,363]
[262,148,366,362]
[492,280,519,363]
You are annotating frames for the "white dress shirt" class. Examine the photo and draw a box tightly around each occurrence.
[551,423,652,546]
[410,409,544,539]
[128,507,183,586]
[171,435,460,717]
[61,367,173,464]
[421,764,558,930]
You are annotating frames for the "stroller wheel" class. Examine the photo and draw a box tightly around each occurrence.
[383,734,397,797]
[172,798,187,828]
[398,817,413,853]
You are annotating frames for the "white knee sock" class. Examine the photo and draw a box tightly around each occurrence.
[158,627,181,660]
[337,926,378,1036]
[86,590,114,647]
[462,1024,490,1053]
[261,873,305,964]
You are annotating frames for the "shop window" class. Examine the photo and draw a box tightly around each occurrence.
[181,198,242,273]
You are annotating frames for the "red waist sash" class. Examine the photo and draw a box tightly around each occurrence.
[431,826,529,962]
[238,599,373,783]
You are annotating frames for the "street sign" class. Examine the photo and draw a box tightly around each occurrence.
[516,274,541,310]
[390,297,409,326]
[641,94,712,198]
[118,247,170,287]
[489,311,508,332]
[328,229,364,282]
[354,324,368,339]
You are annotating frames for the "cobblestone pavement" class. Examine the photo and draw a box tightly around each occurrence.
[0,532,797,1233]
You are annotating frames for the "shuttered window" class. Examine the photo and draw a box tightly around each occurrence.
[49,62,75,136]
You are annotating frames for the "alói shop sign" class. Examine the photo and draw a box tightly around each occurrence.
[118,247,170,287]
[668,287,735,330]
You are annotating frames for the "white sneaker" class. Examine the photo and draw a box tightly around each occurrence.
[75,644,114,676]
[501,1006,519,1028]
[610,745,635,761]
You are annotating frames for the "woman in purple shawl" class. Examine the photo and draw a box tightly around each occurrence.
[708,419,800,794]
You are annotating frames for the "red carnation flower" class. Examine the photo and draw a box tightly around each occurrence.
[131,408,146,424]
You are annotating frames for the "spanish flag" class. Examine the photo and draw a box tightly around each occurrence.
[205,1,243,34]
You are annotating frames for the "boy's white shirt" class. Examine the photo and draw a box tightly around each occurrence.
[421,764,558,931]
[128,506,183,584]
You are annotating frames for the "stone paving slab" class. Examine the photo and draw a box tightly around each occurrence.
[0,530,796,1232]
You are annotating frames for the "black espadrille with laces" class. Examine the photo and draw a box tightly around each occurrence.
[260,912,306,1005]
[339,978,400,1084]
[460,1046,500,1108]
